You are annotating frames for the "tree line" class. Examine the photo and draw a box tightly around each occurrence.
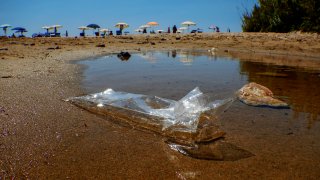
[242,0,320,33]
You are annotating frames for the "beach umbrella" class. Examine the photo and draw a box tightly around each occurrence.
[99,28,110,32]
[99,28,110,36]
[178,27,188,33]
[0,24,12,36]
[78,26,91,35]
[12,27,27,36]
[87,24,100,29]
[209,25,217,32]
[181,21,196,32]
[157,30,164,33]
[12,27,26,31]
[147,22,159,26]
[87,24,100,35]
[115,22,129,34]
[115,22,129,29]
[135,28,143,32]
[147,22,159,32]
[139,25,151,29]
[42,26,54,33]
[15,29,27,36]
[51,25,62,33]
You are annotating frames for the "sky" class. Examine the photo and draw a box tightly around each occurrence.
[0,0,257,37]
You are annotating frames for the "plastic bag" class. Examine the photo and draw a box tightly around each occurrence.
[66,87,234,145]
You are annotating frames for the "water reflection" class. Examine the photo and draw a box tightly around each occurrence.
[239,61,320,128]
[139,52,157,63]
[138,50,220,65]
[80,50,320,128]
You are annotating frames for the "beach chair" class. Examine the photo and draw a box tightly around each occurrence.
[116,30,122,35]
[95,32,100,36]
[191,30,197,33]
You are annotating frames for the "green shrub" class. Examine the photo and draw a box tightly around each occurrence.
[242,0,320,33]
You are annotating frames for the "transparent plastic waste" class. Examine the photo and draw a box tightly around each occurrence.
[66,87,257,160]
[66,87,235,145]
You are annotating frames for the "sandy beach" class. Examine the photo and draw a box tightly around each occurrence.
[1,32,320,179]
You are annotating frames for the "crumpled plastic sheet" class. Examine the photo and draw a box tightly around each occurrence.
[66,87,234,132]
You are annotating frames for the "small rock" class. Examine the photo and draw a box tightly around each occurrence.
[1,75,13,78]
[176,37,181,40]
[150,42,156,45]
[96,44,106,47]
[0,47,8,51]
[117,52,131,61]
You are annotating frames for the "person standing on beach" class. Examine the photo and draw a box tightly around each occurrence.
[120,25,124,33]
[173,25,177,33]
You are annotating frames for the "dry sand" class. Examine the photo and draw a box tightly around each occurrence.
[1,32,320,179]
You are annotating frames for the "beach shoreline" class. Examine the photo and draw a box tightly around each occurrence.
[1,32,320,178]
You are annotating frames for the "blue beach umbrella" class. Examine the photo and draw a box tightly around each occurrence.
[12,27,27,36]
[0,24,12,36]
[12,27,26,31]
[87,24,100,29]
[87,24,100,35]
[15,29,27,36]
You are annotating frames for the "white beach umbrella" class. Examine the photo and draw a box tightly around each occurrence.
[115,22,129,29]
[78,26,91,30]
[135,28,143,33]
[50,25,63,33]
[99,28,110,32]
[209,24,218,32]
[42,26,54,33]
[181,21,196,26]
[0,24,11,28]
[51,25,62,28]
[178,27,188,33]
[0,24,12,36]
[99,28,110,36]
[78,26,91,35]
[181,21,196,32]
[139,25,151,29]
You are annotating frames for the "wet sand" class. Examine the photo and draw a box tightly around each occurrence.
[1,32,320,179]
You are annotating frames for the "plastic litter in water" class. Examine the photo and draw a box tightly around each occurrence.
[66,87,234,133]
[66,87,257,160]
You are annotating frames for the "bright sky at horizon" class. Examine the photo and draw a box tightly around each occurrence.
[1,0,257,37]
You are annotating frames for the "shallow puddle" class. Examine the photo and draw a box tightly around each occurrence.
[74,50,320,162]
[79,50,320,125]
